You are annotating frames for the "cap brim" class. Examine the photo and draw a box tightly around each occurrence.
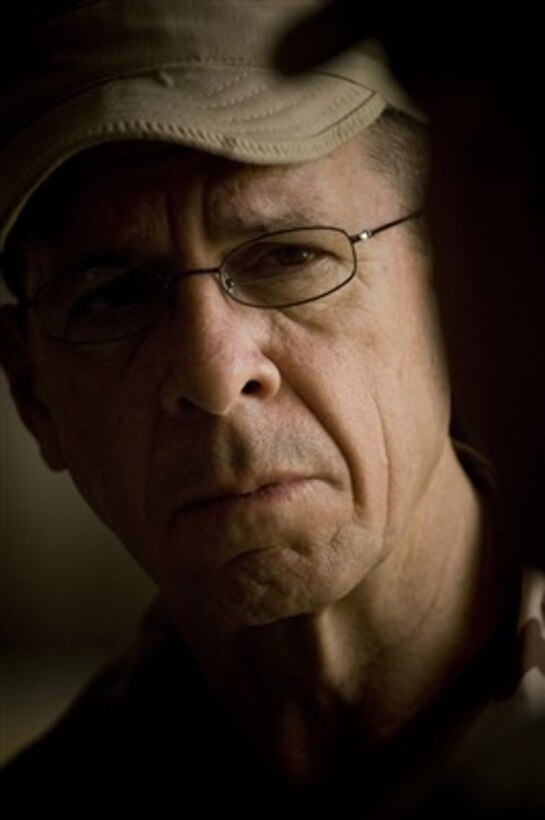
[0,0,419,252]
[1,60,388,249]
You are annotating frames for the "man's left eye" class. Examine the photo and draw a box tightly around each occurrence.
[240,241,323,274]
[268,244,316,266]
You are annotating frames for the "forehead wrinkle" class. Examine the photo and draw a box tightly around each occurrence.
[203,168,340,240]
[76,197,169,265]
[44,146,209,252]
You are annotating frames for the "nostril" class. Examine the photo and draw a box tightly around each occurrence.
[242,379,261,395]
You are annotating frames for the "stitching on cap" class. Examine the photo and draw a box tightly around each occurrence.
[204,86,363,127]
[190,80,270,109]
[6,60,366,143]
[80,94,376,143]
[211,94,382,140]
[78,117,362,152]
[195,67,255,98]
[213,90,314,124]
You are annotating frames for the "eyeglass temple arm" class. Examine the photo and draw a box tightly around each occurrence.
[351,209,423,244]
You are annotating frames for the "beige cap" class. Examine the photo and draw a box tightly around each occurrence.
[0,0,417,252]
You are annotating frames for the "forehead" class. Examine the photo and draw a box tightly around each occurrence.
[20,138,389,247]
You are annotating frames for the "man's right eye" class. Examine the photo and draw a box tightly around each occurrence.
[34,267,170,342]
[67,269,162,318]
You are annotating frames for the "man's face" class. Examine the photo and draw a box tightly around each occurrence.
[6,137,450,633]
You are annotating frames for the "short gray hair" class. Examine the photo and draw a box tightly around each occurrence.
[364,107,429,213]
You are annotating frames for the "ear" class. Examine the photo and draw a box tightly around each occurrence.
[0,304,66,471]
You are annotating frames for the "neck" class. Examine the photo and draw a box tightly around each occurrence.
[172,444,507,786]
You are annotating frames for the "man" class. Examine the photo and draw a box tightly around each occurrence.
[0,0,528,813]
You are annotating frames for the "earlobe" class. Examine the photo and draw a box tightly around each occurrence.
[0,304,66,471]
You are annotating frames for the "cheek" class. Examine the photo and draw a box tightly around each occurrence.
[319,268,449,525]
[284,263,448,462]
[40,348,160,539]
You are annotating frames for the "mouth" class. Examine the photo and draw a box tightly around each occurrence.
[182,475,315,514]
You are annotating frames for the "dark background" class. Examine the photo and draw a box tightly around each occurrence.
[0,281,154,763]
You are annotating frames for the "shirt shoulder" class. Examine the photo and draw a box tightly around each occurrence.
[514,567,545,712]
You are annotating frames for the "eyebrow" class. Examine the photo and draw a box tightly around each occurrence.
[56,250,138,278]
[208,205,332,239]
[49,202,334,280]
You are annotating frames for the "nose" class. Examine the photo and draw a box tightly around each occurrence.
[160,278,281,417]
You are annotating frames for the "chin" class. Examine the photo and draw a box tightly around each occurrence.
[170,546,365,631]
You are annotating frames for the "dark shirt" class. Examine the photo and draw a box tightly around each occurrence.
[2,573,544,816]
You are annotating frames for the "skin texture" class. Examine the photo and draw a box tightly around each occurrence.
[0,137,491,780]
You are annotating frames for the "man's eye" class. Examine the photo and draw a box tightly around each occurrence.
[233,241,325,280]
[257,242,320,269]
[266,244,317,267]
[70,269,161,316]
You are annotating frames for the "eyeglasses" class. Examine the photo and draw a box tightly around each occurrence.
[24,210,422,344]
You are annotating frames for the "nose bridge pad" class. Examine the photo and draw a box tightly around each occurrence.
[218,267,237,300]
